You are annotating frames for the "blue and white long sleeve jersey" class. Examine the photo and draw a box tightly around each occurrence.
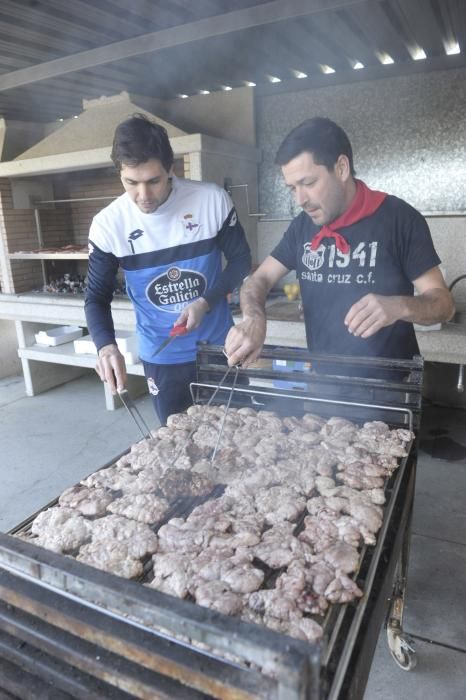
[85,176,251,364]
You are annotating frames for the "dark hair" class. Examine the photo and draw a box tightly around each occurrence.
[111,113,174,172]
[275,117,355,176]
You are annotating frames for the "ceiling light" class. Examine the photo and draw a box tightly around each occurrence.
[199,89,210,95]
[320,64,335,74]
[221,85,233,91]
[244,81,256,87]
[378,52,394,65]
[292,70,308,79]
[410,46,426,61]
[268,75,282,83]
[178,94,189,99]
[445,41,460,55]
[352,61,364,70]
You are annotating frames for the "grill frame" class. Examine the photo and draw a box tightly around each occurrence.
[0,347,423,699]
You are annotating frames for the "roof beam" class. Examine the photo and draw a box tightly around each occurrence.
[0,0,368,91]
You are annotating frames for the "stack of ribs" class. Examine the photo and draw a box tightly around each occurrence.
[19,405,413,645]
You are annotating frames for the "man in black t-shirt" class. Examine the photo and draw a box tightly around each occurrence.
[225,117,454,369]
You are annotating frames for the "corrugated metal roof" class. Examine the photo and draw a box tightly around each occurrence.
[0,0,464,123]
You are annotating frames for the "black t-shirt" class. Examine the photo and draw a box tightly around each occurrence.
[271,195,441,361]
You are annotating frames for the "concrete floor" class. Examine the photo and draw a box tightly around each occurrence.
[0,371,465,697]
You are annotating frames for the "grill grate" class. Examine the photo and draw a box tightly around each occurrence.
[0,347,423,699]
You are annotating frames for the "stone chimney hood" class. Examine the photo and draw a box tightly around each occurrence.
[0,92,189,178]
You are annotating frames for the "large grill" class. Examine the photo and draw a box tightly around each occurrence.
[0,346,423,699]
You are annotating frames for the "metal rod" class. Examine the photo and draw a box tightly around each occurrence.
[190,383,415,431]
[33,207,47,288]
[34,196,117,205]
[210,365,240,463]
[457,364,464,392]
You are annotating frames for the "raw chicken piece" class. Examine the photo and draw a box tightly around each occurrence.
[149,552,192,598]
[255,485,306,525]
[324,574,363,603]
[157,468,213,499]
[31,507,91,553]
[58,485,114,517]
[166,412,197,430]
[108,493,169,524]
[299,514,339,552]
[301,413,326,431]
[248,589,297,621]
[89,514,158,558]
[77,541,143,579]
[319,543,360,574]
[194,580,244,615]
[337,470,384,490]
[253,524,304,569]
[287,616,323,643]
[315,476,337,496]
[157,518,212,554]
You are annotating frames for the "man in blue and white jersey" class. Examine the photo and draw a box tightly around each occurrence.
[85,114,251,423]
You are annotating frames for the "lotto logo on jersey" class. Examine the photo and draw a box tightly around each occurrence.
[146,266,207,313]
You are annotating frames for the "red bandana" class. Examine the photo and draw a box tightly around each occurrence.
[310,180,387,253]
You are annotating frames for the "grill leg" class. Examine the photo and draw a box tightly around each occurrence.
[385,514,417,671]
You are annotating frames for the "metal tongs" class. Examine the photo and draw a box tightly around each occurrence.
[168,355,241,468]
[118,389,152,441]
[210,362,240,463]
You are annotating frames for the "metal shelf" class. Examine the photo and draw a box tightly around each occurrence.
[9,252,88,260]
[18,342,144,376]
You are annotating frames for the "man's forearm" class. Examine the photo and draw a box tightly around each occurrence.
[398,288,455,325]
[240,274,270,320]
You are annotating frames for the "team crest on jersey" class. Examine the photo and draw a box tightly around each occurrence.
[184,220,200,232]
[146,266,207,312]
[182,213,200,233]
[302,242,326,271]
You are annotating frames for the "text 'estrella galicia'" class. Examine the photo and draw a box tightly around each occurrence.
[128,229,144,253]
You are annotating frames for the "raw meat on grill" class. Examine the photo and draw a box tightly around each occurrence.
[19,403,414,650]
[158,518,213,554]
[157,468,213,499]
[108,493,169,524]
[89,514,158,558]
[255,485,306,525]
[324,574,363,603]
[30,506,91,553]
[194,580,244,615]
[148,552,192,598]
[77,541,144,579]
[58,484,114,516]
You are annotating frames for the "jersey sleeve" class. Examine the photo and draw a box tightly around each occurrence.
[84,241,119,351]
[202,189,252,308]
